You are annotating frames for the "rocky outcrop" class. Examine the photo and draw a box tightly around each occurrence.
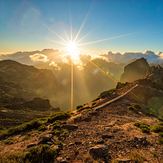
[121,58,151,83]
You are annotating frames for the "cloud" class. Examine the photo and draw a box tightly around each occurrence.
[29,53,49,62]
[49,61,61,70]
[102,50,163,64]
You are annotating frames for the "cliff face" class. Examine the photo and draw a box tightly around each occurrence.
[121,58,151,82]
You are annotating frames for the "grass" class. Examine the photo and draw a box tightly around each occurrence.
[24,144,57,163]
[47,112,71,123]
[134,122,150,133]
[0,119,43,139]
[134,121,163,144]
[0,144,58,163]
[98,88,115,99]
[0,111,71,140]
[0,111,72,163]
[158,138,163,144]
[150,124,163,133]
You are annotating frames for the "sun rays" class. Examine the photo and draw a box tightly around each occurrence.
[43,11,135,110]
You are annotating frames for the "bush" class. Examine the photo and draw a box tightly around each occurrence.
[76,105,83,110]
[98,89,115,98]
[0,119,42,139]
[47,112,70,123]
[24,144,57,163]
[134,122,150,133]
[159,132,163,137]
[158,138,163,144]
[151,125,163,133]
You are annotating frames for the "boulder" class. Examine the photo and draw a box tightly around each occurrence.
[61,124,78,131]
[38,134,53,144]
[89,144,111,162]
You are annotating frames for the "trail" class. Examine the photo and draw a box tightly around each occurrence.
[93,84,138,111]
[57,83,163,162]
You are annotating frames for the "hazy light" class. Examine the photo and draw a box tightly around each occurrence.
[66,41,80,63]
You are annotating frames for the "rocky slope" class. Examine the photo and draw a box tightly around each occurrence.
[121,58,151,83]
[0,59,163,162]
[0,60,60,129]
[0,66,163,162]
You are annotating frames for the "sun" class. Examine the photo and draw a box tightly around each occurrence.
[66,41,80,63]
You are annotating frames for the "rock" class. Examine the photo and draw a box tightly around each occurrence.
[96,139,105,144]
[129,137,149,147]
[74,141,82,145]
[38,134,53,144]
[56,157,68,163]
[62,124,78,131]
[116,159,132,163]
[89,144,111,162]
[27,143,37,148]
[121,58,151,83]
[101,134,113,139]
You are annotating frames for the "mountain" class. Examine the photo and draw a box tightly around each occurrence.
[0,60,60,102]
[120,58,151,82]
[0,60,61,128]
[0,60,162,163]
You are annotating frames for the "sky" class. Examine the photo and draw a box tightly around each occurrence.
[0,0,163,54]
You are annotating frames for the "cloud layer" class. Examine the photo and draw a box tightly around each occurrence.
[102,50,163,64]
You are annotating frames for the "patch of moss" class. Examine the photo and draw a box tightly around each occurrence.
[151,125,163,133]
[47,112,70,123]
[158,137,163,144]
[0,119,43,139]
[24,144,57,163]
[98,89,115,99]
[76,105,83,110]
[134,122,150,133]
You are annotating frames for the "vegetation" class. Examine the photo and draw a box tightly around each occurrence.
[47,112,71,123]
[99,89,116,99]
[134,122,150,133]
[151,124,163,133]
[0,144,57,163]
[0,119,43,139]
[24,144,57,163]
[135,121,163,144]
[0,111,71,140]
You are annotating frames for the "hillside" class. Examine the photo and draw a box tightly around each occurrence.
[0,60,60,129]
[0,61,162,162]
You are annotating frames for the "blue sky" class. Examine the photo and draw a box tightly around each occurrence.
[0,0,163,54]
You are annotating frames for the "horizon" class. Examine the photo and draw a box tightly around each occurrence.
[1,0,163,54]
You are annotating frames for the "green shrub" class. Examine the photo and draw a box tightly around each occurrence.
[24,144,57,163]
[134,122,150,133]
[159,132,163,137]
[98,89,115,98]
[151,125,163,133]
[47,112,70,123]
[76,105,83,110]
[0,119,42,139]
[158,138,163,144]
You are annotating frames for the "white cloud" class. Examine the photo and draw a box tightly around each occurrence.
[49,61,61,70]
[103,50,163,64]
[29,53,49,62]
